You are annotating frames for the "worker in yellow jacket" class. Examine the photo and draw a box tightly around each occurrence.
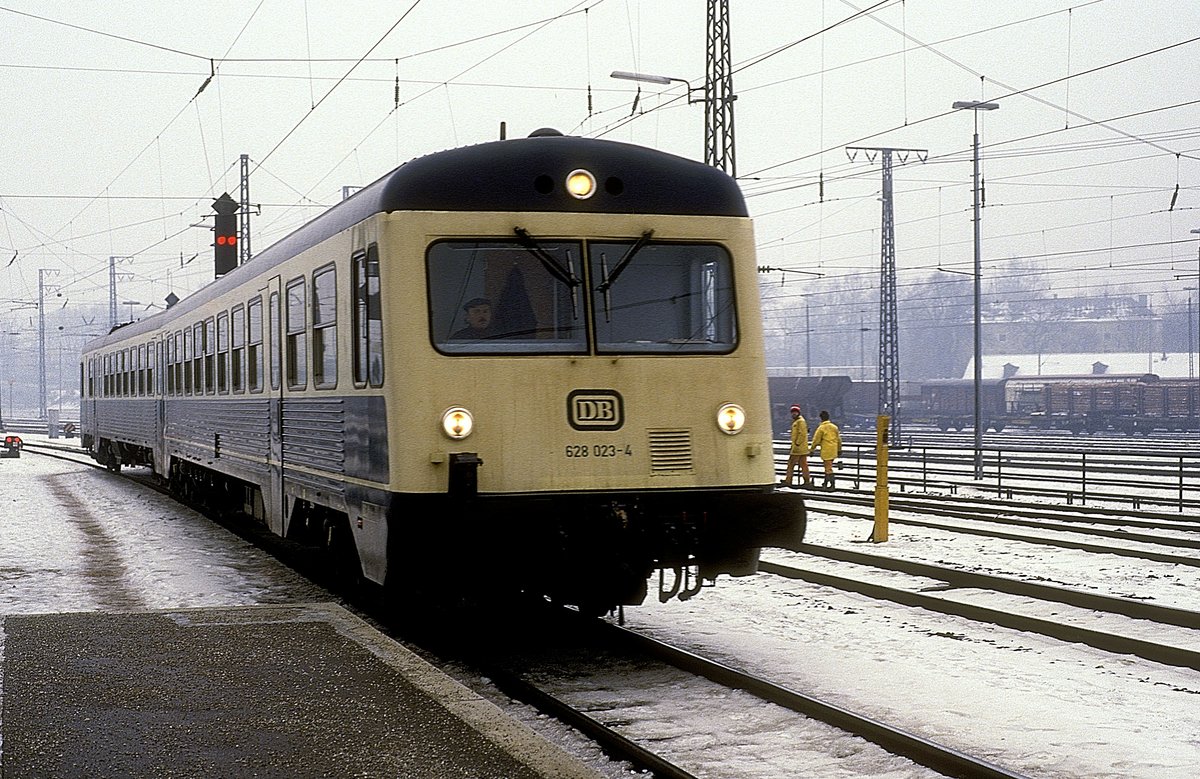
[809,410,842,490]
[781,404,812,488]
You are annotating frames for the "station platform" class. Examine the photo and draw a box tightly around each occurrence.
[1,601,602,778]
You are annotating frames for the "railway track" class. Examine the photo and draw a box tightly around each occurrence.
[410,605,1029,779]
[761,547,1200,671]
[808,489,1198,549]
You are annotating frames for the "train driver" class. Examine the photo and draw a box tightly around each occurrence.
[451,297,498,340]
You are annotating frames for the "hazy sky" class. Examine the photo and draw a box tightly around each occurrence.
[1,1,1198,356]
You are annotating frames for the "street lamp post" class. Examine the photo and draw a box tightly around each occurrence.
[953,100,999,480]
[611,70,699,103]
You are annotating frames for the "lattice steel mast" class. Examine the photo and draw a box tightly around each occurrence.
[239,153,252,266]
[705,0,736,177]
[846,146,927,441]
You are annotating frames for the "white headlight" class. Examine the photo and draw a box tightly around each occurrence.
[442,407,474,439]
[717,403,746,435]
[565,169,597,199]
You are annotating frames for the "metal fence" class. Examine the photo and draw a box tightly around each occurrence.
[784,439,1200,515]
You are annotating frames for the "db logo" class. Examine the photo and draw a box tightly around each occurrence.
[567,389,624,431]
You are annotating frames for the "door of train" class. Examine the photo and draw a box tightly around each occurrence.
[263,275,285,536]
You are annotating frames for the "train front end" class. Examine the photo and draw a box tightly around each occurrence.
[377,134,805,610]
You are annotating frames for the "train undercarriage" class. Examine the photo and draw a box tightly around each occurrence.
[85,435,806,614]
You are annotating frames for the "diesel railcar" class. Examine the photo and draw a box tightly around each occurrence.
[80,130,806,611]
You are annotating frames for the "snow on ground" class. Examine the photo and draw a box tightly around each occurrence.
[3,442,1198,777]
[0,453,324,616]
[0,448,328,761]
[614,505,1200,779]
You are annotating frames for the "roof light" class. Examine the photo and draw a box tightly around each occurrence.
[565,169,596,200]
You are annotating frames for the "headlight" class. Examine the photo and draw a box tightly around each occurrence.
[717,403,746,435]
[565,169,596,199]
[441,407,474,439]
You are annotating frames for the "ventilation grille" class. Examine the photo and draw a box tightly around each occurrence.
[648,429,693,472]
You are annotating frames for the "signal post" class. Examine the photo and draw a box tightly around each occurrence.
[871,415,889,543]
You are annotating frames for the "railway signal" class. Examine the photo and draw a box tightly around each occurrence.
[212,193,239,276]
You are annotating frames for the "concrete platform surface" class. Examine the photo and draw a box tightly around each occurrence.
[1,601,602,778]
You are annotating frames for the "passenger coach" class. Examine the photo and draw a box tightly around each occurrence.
[80,130,805,611]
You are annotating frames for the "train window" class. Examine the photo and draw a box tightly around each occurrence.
[169,335,174,395]
[204,317,215,394]
[312,265,337,389]
[589,242,737,354]
[217,312,229,394]
[248,297,264,393]
[137,344,145,396]
[352,247,385,387]
[186,326,196,395]
[121,349,129,396]
[269,291,281,391]
[286,277,307,389]
[231,304,245,393]
[426,239,587,354]
[173,331,181,395]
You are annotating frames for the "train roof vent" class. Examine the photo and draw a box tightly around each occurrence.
[528,127,564,137]
[648,429,693,473]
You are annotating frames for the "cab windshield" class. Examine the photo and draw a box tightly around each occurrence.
[427,238,737,355]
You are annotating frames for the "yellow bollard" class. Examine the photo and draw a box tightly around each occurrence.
[872,415,889,543]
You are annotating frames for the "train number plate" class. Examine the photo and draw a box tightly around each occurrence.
[565,443,633,458]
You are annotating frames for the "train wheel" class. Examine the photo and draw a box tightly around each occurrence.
[103,442,122,473]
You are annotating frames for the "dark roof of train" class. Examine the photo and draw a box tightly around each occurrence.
[86,133,746,348]
[378,132,747,216]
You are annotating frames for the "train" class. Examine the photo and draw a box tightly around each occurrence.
[79,129,806,613]
[769,371,1200,435]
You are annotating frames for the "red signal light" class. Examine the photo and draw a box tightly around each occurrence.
[216,235,237,246]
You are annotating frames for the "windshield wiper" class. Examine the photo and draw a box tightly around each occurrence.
[596,230,654,294]
[597,230,654,322]
[513,227,581,317]
[513,228,581,289]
